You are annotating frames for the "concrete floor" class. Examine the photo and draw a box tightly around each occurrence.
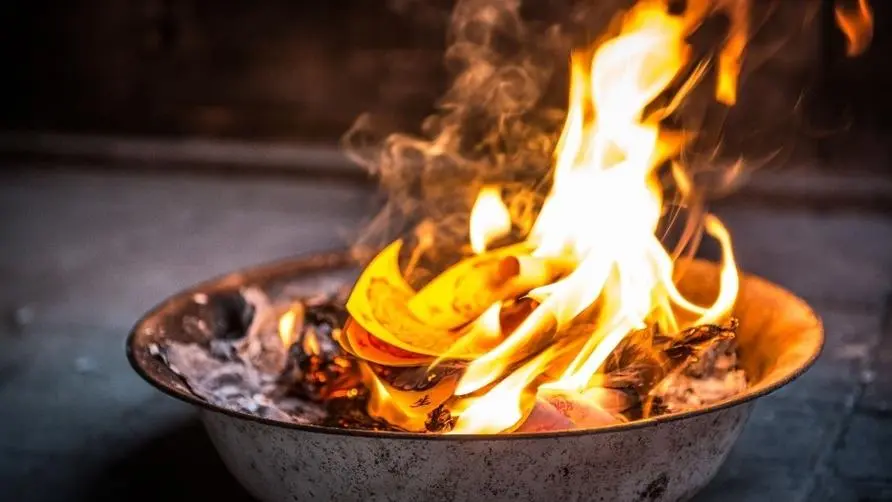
[1,168,890,501]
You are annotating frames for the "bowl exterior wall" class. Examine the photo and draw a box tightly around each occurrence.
[201,403,753,502]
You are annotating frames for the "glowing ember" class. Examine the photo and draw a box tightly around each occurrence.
[335,0,875,434]
[278,309,300,348]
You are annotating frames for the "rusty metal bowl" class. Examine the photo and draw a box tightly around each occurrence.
[127,253,822,502]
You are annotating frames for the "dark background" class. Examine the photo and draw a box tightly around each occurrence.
[0,0,889,161]
[1,0,448,141]
[0,1,890,501]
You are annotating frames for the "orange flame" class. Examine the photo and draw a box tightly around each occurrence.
[278,309,298,347]
[303,330,321,357]
[342,0,874,434]
[835,0,874,57]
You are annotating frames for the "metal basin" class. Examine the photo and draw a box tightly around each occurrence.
[127,253,822,502]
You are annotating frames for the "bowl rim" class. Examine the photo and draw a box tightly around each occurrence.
[126,250,823,441]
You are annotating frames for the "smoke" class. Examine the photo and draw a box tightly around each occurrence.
[343,0,576,282]
[342,0,840,279]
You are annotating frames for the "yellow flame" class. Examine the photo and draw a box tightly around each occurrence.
[453,0,740,425]
[449,348,554,434]
[470,186,512,254]
[835,0,874,57]
[360,364,428,432]
[344,0,779,434]
[278,309,298,348]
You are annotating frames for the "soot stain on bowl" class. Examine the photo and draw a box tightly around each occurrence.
[640,472,669,500]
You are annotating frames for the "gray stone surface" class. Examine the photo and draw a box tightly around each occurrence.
[1,168,890,501]
[834,412,892,480]
[717,207,892,310]
[860,301,892,413]
[0,170,375,328]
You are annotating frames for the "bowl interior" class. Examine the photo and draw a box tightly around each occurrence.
[677,260,822,394]
[128,253,822,434]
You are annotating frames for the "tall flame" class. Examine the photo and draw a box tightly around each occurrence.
[450,1,739,432]
[343,0,874,435]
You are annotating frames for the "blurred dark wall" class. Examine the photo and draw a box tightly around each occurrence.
[822,0,892,128]
[1,0,889,156]
[1,0,448,141]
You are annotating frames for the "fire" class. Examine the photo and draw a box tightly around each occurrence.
[469,186,511,255]
[451,1,740,431]
[339,0,873,434]
[835,0,874,57]
[278,309,299,347]
[303,330,321,357]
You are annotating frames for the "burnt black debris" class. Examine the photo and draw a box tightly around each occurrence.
[661,319,739,363]
[322,395,394,431]
[177,291,256,343]
[601,318,745,419]
[425,404,457,433]
[304,302,349,339]
[281,301,361,403]
[371,363,464,392]
[650,320,747,414]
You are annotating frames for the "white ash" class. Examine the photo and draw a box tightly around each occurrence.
[235,287,290,374]
[652,337,748,413]
[156,287,327,425]
[163,342,325,423]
